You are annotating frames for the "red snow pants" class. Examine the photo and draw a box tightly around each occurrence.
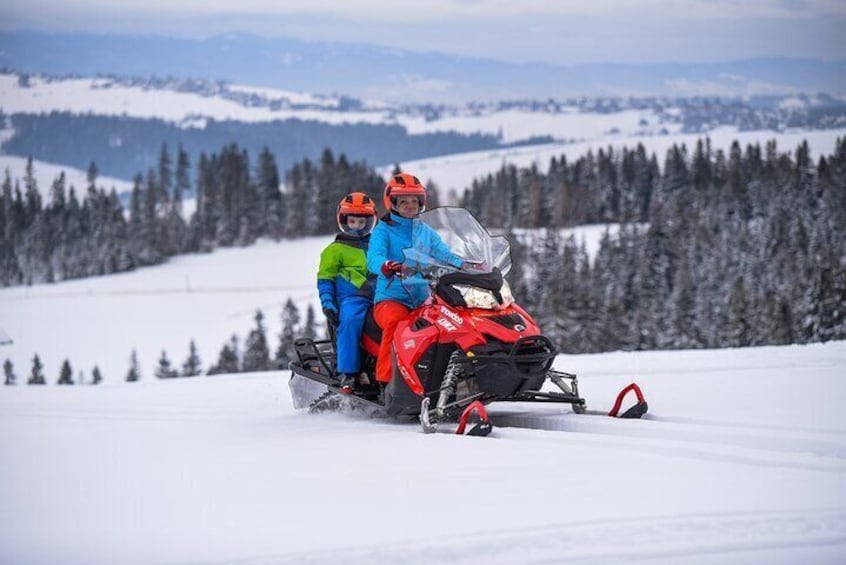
[373,300,412,384]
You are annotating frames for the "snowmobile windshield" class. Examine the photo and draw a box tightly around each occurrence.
[403,207,512,276]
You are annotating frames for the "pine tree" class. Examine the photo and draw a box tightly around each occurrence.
[139,168,161,264]
[284,162,308,237]
[28,354,46,385]
[3,359,16,385]
[57,359,74,385]
[426,178,441,210]
[208,335,240,375]
[126,350,141,382]
[727,277,752,347]
[243,310,271,372]
[181,339,202,377]
[155,350,179,379]
[257,146,284,240]
[168,145,189,254]
[91,366,103,385]
[275,299,301,368]
[86,161,99,192]
[303,304,317,341]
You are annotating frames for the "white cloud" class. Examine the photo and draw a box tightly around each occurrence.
[2,0,844,66]
[6,0,846,21]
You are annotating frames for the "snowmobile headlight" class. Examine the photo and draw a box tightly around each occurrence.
[451,284,499,309]
[499,279,514,308]
[451,280,515,309]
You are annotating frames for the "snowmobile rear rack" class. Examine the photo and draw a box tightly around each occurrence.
[293,337,335,377]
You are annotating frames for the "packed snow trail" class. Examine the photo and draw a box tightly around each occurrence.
[2,342,845,564]
[189,511,846,564]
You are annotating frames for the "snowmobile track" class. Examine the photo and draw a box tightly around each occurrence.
[489,406,846,473]
[191,510,846,565]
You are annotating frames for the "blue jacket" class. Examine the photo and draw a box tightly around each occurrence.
[367,213,462,307]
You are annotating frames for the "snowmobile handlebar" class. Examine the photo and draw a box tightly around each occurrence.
[398,260,487,280]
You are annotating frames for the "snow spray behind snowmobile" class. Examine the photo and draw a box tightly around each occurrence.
[288,207,647,435]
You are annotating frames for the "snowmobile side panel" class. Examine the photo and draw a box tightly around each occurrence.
[384,357,426,418]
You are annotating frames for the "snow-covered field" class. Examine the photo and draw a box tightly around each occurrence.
[1,340,844,564]
[1,225,845,564]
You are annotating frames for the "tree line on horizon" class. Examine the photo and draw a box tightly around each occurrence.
[0,143,390,286]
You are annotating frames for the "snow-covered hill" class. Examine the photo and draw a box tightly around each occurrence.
[392,127,846,197]
[3,71,845,201]
[0,73,677,144]
[0,154,133,199]
[1,341,844,564]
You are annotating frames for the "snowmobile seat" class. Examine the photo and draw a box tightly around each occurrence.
[361,307,382,357]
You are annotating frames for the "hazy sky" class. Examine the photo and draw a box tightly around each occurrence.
[2,0,845,64]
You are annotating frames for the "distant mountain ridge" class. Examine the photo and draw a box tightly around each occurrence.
[2,31,844,103]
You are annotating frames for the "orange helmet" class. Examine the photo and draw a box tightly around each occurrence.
[384,172,427,214]
[337,192,377,236]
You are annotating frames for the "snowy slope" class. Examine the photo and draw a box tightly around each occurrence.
[0,237,328,382]
[0,74,381,128]
[0,154,133,199]
[1,342,844,564]
[0,226,615,384]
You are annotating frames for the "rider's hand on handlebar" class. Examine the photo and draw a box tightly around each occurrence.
[322,305,339,327]
[461,260,488,272]
[381,260,404,278]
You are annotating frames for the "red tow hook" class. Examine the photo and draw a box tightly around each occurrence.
[608,383,648,419]
[456,401,493,436]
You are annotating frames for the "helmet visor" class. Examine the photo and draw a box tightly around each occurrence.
[391,195,426,214]
[339,214,376,236]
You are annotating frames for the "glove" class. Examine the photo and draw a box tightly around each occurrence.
[381,260,403,278]
[322,305,339,327]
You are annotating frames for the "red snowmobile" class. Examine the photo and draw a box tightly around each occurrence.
[288,207,647,435]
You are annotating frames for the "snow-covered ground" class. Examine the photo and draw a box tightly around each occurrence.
[1,340,844,564]
[1,217,845,564]
[393,127,846,197]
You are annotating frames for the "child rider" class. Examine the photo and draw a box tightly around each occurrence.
[317,192,378,393]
